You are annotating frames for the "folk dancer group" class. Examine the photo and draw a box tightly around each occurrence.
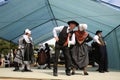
[53,21,92,76]
[53,20,108,76]
[12,20,108,76]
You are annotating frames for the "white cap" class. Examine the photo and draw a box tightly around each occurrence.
[79,24,88,31]
[28,30,31,34]
[25,29,31,34]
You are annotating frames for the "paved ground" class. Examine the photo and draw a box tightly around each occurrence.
[0,67,120,80]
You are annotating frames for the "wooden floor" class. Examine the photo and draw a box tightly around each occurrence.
[0,67,120,80]
[0,77,59,80]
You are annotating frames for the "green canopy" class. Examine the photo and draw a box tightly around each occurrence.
[0,0,120,69]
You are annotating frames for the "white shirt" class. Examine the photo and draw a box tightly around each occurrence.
[93,35,101,44]
[53,26,75,45]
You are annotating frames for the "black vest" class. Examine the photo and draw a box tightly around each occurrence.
[57,26,68,46]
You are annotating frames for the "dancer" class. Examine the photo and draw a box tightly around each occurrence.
[93,30,108,73]
[44,43,51,69]
[71,24,92,75]
[53,20,78,76]
[21,29,34,72]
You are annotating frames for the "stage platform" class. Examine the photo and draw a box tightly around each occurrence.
[0,67,120,80]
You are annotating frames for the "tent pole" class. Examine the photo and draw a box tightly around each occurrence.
[104,24,120,38]
[46,0,58,26]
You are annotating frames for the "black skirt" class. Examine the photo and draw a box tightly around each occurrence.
[71,43,89,68]
[24,43,33,62]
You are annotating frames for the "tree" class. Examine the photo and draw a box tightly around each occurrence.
[0,39,17,55]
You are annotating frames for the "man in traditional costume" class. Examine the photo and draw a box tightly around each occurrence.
[53,20,78,76]
[93,30,108,73]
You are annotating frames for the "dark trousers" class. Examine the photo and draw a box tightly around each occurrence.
[88,51,95,67]
[94,47,100,65]
[47,54,51,68]
[99,46,108,71]
[14,62,19,70]
[92,42,100,65]
[53,43,72,72]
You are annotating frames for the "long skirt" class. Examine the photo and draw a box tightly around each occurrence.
[24,43,34,63]
[71,43,89,68]
[14,49,24,64]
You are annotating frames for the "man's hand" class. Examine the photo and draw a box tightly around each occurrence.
[99,43,103,46]
[55,37,59,42]
[64,41,68,46]
[68,33,71,37]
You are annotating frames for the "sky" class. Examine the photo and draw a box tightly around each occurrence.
[101,0,120,7]
[43,38,55,46]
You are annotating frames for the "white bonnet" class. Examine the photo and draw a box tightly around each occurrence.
[25,29,31,34]
[79,24,88,31]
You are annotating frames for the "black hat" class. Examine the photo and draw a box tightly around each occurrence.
[67,20,79,26]
[95,30,102,35]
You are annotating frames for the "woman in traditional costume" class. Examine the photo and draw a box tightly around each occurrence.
[21,29,34,72]
[71,24,93,75]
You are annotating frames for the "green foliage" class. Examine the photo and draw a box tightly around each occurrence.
[49,44,55,51]
[0,39,17,55]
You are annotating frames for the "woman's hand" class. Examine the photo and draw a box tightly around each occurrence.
[55,37,59,42]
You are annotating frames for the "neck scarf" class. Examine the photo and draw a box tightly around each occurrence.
[75,30,88,44]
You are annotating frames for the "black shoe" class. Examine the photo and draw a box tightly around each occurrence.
[48,67,51,69]
[99,70,104,73]
[53,69,58,76]
[38,67,41,69]
[43,67,46,69]
[104,70,109,72]
[84,72,89,75]
[13,69,19,71]
[26,69,32,72]
[66,72,71,76]
[71,71,75,75]
[53,72,58,76]
[65,69,71,76]
[21,69,25,72]
[96,69,100,71]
